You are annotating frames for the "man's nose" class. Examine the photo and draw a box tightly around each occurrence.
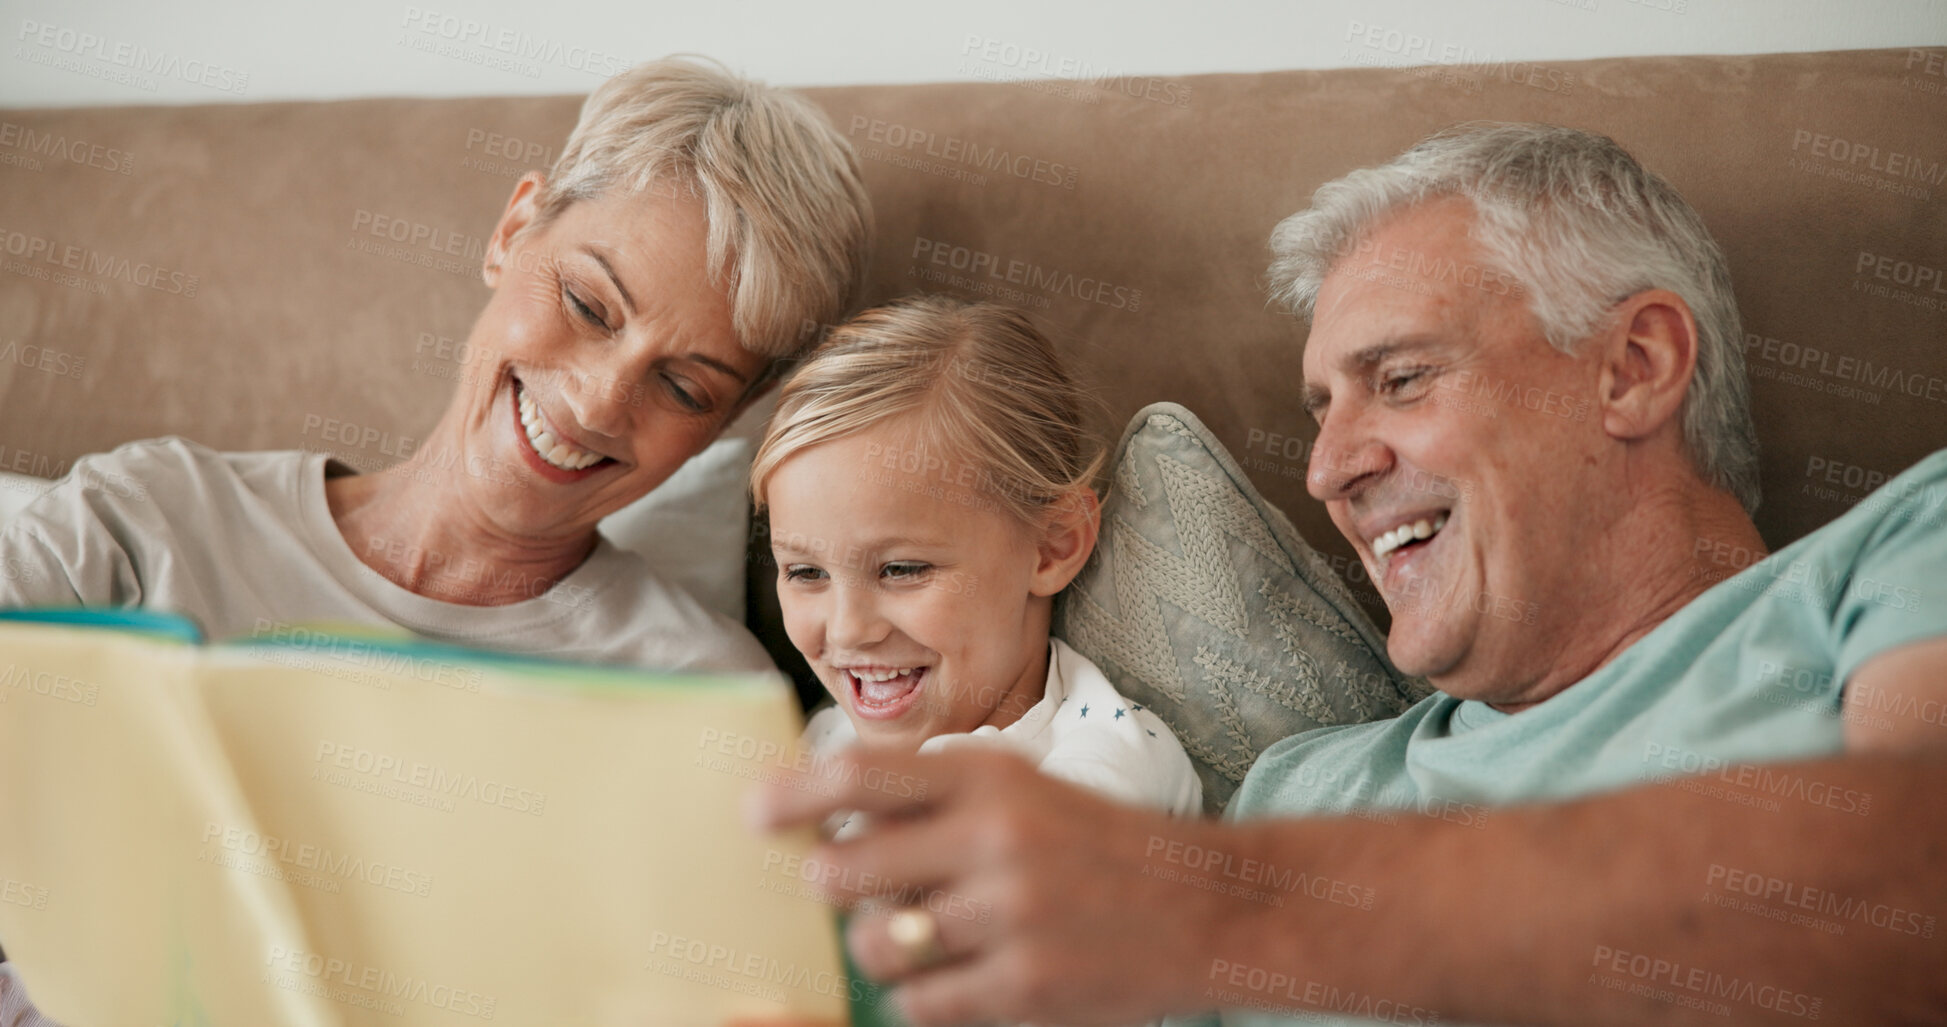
[1307,407,1391,502]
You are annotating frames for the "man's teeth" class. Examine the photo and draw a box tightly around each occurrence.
[518,389,603,471]
[1372,513,1449,558]
[852,668,915,682]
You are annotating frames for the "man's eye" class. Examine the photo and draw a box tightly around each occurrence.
[782,564,826,583]
[882,562,931,581]
[1379,367,1431,394]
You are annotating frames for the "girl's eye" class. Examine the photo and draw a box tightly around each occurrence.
[882,562,931,582]
[782,564,826,583]
[563,285,608,330]
[660,373,710,413]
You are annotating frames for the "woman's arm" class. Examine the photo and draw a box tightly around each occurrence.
[0,485,140,610]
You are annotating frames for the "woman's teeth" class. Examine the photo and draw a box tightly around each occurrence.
[1372,513,1449,558]
[854,668,915,682]
[518,389,604,471]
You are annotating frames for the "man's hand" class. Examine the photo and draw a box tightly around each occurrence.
[747,747,1248,1026]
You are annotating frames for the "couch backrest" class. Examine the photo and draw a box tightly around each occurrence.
[3,48,1942,631]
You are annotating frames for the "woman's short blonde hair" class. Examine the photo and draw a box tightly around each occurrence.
[751,295,1104,528]
[529,55,873,361]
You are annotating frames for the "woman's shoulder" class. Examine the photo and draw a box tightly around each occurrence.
[66,435,309,492]
[16,436,298,515]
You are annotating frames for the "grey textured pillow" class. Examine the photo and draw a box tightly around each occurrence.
[1054,402,1429,815]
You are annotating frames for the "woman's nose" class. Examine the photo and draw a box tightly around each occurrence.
[556,365,637,440]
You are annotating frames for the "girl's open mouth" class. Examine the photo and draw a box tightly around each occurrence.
[844,666,929,721]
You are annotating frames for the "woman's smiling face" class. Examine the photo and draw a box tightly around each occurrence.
[434,174,768,543]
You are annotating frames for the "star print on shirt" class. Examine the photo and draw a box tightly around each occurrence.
[1114,708,1126,720]
[1079,704,1089,718]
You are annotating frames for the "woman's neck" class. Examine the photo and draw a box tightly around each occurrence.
[323,462,596,607]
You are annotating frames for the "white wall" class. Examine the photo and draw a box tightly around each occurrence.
[4,0,1943,108]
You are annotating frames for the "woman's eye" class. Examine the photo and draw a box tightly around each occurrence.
[782,564,826,583]
[660,373,710,413]
[881,562,931,582]
[563,286,607,330]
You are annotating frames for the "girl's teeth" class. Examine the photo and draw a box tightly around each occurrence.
[853,667,923,708]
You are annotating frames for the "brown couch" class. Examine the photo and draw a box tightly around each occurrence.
[4,47,1944,683]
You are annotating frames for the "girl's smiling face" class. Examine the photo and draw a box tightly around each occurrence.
[765,421,1096,752]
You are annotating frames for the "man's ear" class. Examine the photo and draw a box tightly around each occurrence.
[483,171,547,288]
[1029,488,1102,598]
[1597,288,1698,443]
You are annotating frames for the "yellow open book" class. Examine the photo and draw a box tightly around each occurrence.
[0,612,852,1026]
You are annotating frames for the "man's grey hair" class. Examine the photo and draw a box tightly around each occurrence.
[1268,122,1761,513]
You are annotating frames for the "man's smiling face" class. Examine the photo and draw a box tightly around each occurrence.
[1301,196,1616,703]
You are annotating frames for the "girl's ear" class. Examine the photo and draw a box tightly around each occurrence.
[1028,488,1101,598]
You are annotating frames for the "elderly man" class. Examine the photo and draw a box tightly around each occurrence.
[754,121,1947,1026]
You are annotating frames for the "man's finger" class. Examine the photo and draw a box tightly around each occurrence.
[744,747,976,832]
[800,810,998,909]
[845,892,993,983]
[878,947,1023,1027]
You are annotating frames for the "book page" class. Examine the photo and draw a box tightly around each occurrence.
[0,621,849,1026]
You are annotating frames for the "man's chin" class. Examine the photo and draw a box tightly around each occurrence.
[1384,624,1464,686]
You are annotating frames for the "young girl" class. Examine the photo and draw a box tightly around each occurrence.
[751,295,1200,838]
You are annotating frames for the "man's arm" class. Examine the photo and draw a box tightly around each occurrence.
[752,743,1947,1025]
[1843,636,1947,753]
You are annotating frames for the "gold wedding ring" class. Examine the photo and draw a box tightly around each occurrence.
[886,906,946,969]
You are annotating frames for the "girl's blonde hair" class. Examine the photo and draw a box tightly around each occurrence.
[751,295,1104,527]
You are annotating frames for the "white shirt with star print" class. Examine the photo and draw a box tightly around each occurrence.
[803,638,1203,839]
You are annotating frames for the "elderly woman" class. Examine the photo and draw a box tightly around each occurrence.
[0,57,871,671]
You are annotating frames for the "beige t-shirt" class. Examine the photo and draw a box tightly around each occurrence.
[0,436,774,673]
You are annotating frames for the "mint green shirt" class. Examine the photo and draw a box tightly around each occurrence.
[1201,448,1947,1027]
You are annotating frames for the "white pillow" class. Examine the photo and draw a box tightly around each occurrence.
[599,435,752,623]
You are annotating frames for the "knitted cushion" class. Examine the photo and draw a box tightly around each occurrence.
[1054,403,1428,814]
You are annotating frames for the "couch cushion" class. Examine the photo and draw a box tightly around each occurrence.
[1055,403,1426,814]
